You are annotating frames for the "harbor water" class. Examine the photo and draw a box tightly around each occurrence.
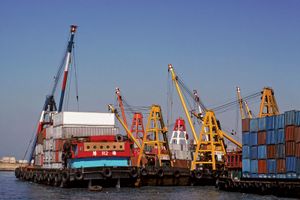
[0,172,294,200]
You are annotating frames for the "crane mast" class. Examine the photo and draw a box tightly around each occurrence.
[168,64,199,144]
[115,87,128,127]
[259,87,279,117]
[58,25,77,112]
[236,87,252,119]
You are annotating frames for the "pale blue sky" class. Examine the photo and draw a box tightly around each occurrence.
[1,0,300,159]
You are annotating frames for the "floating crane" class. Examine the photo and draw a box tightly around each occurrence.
[29,25,77,162]
[168,64,241,172]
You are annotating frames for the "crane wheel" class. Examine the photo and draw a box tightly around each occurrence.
[62,171,70,183]
[75,171,83,180]
[103,168,112,178]
[141,168,148,176]
[129,168,138,178]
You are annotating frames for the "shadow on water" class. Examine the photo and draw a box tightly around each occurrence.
[0,172,294,200]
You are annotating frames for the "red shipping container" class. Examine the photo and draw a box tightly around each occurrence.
[54,139,64,151]
[285,141,295,156]
[285,126,295,141]
[257,131,266,145]
[267,145,276,159]
[258,160,267,174]
[295,127,300,143]
[276,159,286,173]
[242,118,250,132]
[296,143,300,157]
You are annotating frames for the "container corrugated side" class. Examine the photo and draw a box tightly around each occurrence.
[276,129,285,144]
[242,159,250,177]
[295,127,300,143]
[285,110,297,126]
[53,126,119,138]
[275,114,285,129]
[242,118,250,132]
[250,118,258,132]
[242,132,249,145]
[285,141,295,156]
[258,159,267,174]
[257,145,267,159]
[276,159,286,174]
[266,116,275,130]
[285,125,295,141]
[257,131,266,145]
[242,146,250,159]
[276,144,285,158]
[258,117,267,131]
[267,159,276,176]
[250,159,258,174]
[266,130,276,144]
[250,132,258,146]
[53,112,115,127]
[286,156,297,173]
[250,146,257,159]
[267,145,276,159]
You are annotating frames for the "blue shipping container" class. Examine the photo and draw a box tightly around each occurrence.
[242,146,250,159]
[258,117,267,131]
[296,111,300,126]
[250,118,258,132]
[250,132,258,146]
[267,159,276,174]
[266,116,275,130]
[258,145,267,159]
[276,129,285,144]
[242,159,250,173]
[250,146,258,159]
[242,132,250,145]
[275,114,285,129]
[286,156,297,173]
[266,130,277,144]
[297,158,300,174]
[276,144,285,158]
[250,160,258,173]
[285,110,297,126]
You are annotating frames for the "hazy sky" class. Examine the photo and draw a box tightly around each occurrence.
[1,1,300,159]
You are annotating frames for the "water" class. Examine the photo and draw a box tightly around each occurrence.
[0,171,293,200]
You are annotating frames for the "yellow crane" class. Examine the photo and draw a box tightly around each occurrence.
[258,87,279,117]
[168,64,242,171]
[236,87,253,119]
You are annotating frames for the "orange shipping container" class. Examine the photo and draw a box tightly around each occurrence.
[285,126,295,141]
[258,131,266,145]
[258,160,267,174]
[285,141,295,156]
[276,159,286,173]
[267,145,276,159]
[295,127,300,143]
[296,143,300,157]
[242,118,250,132]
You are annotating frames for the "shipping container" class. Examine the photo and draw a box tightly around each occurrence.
[285,110,297,126]
[267,145,276,159]
[276,159,286,173]
[296,143,300,157]
[286,156,297,173]
[242,146,250,159]
[295,127,300,143]
[267,159,276,175]
[285,141,295,156]
[250,160,258,174]
[250,118,258,132]
[242,118,250,132]
[242,132,250,145]
[258,117,267,131]
[266,116,275,130]
[276,129,285,144]
[257,131,266,145]
[296,111,300,126]
[250,146,258,160]
[53,112,115,127]
[297,158,300,175]
[276,144,285,158]
[53,126,119,138]
[45,126,53,139]
[250,132,258,146]
[258,160,267,174]
[242,159,250,173]
[275,114,285,129]
[257,145,267,159]
[266,130,276,144]
[285,126,295,141]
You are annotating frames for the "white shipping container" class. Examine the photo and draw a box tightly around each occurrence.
[35,144,43,155]
[53,126,118,138]
[53,112,115,127]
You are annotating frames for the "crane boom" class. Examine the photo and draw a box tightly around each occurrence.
[58,25,77,112]
[168,64,198,143]
[115,88,128,127]
[108,104,141,149]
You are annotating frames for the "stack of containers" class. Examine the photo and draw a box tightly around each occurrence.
[242,118,251,178]
[242,110,300,179]
[284,111,298,179]
[257,117,267,178]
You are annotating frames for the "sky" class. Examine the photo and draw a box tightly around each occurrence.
[0,0,300,159]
